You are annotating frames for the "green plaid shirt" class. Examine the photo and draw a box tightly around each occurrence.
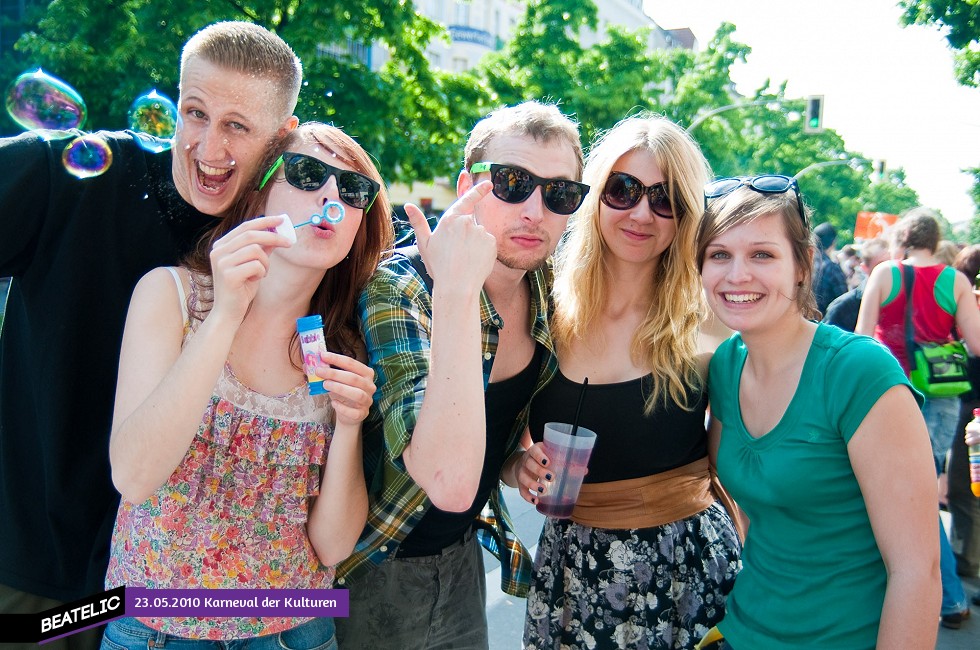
[334,251,557,597]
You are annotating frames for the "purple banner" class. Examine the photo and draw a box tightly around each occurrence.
[126,588,349,618]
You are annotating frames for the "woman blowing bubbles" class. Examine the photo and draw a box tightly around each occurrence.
[695,177,939,648]
[102,123,393,648]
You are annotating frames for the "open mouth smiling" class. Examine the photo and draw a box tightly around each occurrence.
[197,161,233,191]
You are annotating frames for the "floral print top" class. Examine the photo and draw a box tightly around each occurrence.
[105,271,334,639]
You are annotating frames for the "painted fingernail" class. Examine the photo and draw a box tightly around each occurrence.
[541,459,548,466]
[537,486,544,493]
[545,473,552,481]
[531,498,536,505]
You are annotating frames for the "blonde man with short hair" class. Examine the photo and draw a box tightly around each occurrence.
[0,21,301,650]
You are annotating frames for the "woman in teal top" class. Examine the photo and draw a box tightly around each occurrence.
[693,176,940,649]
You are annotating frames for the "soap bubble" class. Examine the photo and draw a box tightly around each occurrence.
[128,89,176,138]
[62,135,112,179]
[5,69,87,131]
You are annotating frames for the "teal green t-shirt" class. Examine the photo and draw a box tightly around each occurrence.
[710,323,921,650]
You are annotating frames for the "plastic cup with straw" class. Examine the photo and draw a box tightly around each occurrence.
[536,377,597,518]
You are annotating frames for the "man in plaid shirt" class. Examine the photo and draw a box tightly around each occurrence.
[335,102,586,649]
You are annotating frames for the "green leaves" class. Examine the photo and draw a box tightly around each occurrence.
[2,0,479,182]
[899,0,980,85]
[897,1,979,220]
[4,0,971,225]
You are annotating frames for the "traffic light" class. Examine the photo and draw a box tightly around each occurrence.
[804,95,824,133]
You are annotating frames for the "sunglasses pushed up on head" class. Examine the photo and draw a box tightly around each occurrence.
[703,175,807,224]
[259,152,381,211]
[470,162,589,215]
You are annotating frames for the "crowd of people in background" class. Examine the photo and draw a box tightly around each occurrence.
[3,17,980,650]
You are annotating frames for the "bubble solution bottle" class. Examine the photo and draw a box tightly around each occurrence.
[297,315,328,395]
[970,408,980,497]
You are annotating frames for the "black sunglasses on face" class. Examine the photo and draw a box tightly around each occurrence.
[259,152,380,211]
[469,162,589,216]
[601,171,677,219]
[703,175,806,224]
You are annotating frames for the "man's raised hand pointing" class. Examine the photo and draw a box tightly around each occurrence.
[404,180,497,292]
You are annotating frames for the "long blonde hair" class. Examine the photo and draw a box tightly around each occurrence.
[553,114,711,412]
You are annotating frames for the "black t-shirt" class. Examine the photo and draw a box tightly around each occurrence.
[0,130,217,600]
[528,370,708,483]
[397,344,543,557]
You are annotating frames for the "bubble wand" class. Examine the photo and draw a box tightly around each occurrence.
[295,201,346,229]
[268,201,346,244]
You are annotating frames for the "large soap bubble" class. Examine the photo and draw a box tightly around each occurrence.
[128,90,177,138]
[5,69,87,131]
[62,135,112,179]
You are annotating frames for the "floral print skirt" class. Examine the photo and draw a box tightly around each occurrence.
[524,501,741,650]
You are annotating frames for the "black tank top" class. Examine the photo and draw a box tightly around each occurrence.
[528,370,708,483]
[397,344,543,557]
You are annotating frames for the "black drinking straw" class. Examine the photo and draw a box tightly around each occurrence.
[569,377,589,436]
[545,377,590,517]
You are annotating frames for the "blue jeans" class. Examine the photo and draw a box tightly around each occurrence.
[922,397,959,470]
[100,617,336,650]
[939,513,967,615]
[923,397,968,614]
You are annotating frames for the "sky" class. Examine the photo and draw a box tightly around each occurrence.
[646,0,980,224]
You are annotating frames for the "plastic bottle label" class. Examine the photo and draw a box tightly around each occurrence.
[297,317,328,395]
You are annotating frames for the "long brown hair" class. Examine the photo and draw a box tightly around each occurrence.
[183,122,394,357]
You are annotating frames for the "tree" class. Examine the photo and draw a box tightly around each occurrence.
[857,168,921,216]
[476,4,923,244]
[475,5,748,149]
[970,166,980,216]
[1,0,488,181]
[475,0,605,140]
[898,2,980,224]
[899,0,980,87]
[659,22,753,147]
[5,0,937,217]
[965,168,980,243]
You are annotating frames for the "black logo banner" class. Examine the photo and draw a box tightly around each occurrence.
[0,586,125,644]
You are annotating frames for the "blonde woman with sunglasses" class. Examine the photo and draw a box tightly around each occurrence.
[510,114,742,650]
[101,123,393,649]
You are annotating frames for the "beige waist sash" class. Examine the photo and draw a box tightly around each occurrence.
[571,457,746,540]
